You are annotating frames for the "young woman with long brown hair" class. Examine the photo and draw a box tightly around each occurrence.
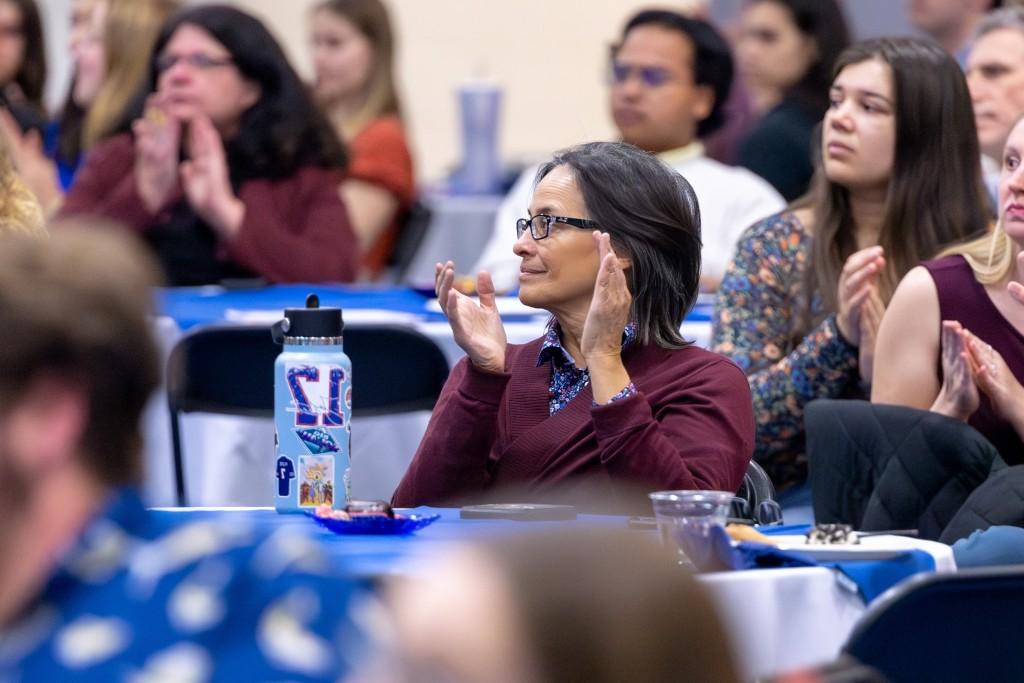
[712,37,990,490]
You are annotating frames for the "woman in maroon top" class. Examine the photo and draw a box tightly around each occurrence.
[393,142,755,511]
[61,5,357,286]
[873,116,1024,459]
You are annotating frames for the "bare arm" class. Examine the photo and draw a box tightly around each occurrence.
[871,266,941,408]
[339,178,400,253]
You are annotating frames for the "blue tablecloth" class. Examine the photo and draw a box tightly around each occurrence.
[148,507,936,602]
[156,285,713,331]
[148,506,625,579]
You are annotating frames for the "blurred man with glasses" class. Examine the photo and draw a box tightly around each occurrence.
[475,9,783,292]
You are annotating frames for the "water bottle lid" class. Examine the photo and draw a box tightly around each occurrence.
[280,294,344,339]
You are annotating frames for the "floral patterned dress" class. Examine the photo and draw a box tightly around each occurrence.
[712,212,861,488]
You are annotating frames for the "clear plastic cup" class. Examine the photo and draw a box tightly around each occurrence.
[649,490,734,564]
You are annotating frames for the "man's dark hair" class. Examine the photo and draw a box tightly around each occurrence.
[535,141,701,349]
[0,226,161,486]
[617,9,734,138]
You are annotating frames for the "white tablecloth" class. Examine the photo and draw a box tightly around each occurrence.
[700,537,956,680]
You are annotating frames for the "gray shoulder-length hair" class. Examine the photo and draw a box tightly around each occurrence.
[535,141,702,349]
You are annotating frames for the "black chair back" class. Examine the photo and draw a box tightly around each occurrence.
[167,323,450,504]
[843,566,1024,683]
[732,461,782,525]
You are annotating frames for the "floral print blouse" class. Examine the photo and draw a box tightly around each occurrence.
[712,212,861,488]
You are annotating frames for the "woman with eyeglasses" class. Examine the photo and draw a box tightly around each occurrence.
[60,4,356,285]
[393,141,754,512]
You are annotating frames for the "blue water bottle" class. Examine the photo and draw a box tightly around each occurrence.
[271,294,352,514]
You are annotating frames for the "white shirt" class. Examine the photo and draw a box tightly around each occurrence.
[473,142,785,292]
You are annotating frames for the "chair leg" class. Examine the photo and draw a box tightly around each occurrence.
[169,411,187,506]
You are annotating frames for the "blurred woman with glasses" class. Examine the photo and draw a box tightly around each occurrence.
[311,0,414,280]
[61,4,357,286]
[393,141,754,512]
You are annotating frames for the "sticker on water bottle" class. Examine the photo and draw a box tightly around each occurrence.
[276,456,295,498]
[295,426,340,454]
[298,455,335,507]
[286,365,348,427]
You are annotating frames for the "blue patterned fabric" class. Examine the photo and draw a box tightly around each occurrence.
[0,489,367,682]
[537,322,638,415]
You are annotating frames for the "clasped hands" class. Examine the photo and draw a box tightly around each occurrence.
[934,254,1024,429]
[132,93,243,238]
[435,231,632,377]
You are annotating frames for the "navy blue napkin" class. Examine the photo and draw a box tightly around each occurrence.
[677,525,936,602]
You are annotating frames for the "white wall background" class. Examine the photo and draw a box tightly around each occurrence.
[40,0,915,183]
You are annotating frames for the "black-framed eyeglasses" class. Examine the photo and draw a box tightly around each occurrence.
[516,214,599,240]
[609,60,673,88]
[155,52,235,73]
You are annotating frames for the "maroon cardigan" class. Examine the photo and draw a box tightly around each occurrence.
[393,337,755,512]
[61,133,357,284]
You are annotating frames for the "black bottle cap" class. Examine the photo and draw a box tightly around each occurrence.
[280,293,344,338]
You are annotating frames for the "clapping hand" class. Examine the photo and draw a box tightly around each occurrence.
[965,332,1024,428]
[180,113,243,238]
[436,261,507,374]
[1008,252,1024,306]
[836,245,885,345]
[931,321,979,421]
[581,232,632,362]
[132,93,182,214]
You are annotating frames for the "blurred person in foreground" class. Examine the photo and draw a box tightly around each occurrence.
[393,141,754,513]
[0,228,365,681]
[60,4,358,286]
[359,528,739,683]
[311,0,415,280]
[474,9,783,293]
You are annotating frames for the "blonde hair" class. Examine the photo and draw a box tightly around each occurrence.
[0,135,44,236]
[82,0,179,149]
[939,222,1016,284]
[316,0,402,139]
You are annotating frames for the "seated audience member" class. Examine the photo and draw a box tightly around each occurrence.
[872,115,1024,461]
[0,0,46,127]
[311,0,415,280]
[474,9,783,292]
[0,133,42,234]
[735,0,850,201]
[1,0,178,215]
[61,4,358,286]
[393,142,754,511]
[371,529,739,683]
[907,0,1002,67]
[0,228,365,680]
[966,7,1024,207]
[713,37,990,491]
